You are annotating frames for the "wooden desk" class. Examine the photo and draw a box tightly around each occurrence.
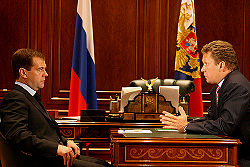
[58,121,164,140]
[110,128,241,167]
[58,121,164,160]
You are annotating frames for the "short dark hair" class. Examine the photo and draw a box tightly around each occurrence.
[201,40,239,71]
[12,49,45,79]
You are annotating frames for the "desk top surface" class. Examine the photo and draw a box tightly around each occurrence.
[110,128,241,145]
[57,121,164,127]
[116,128,221,139]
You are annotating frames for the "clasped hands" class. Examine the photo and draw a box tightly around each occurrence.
[57,140,80,167]
[159,106,189,133]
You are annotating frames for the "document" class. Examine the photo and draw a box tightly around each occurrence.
[55,119,78,123]
[159,86,179,111]
[58,116,80,120]
[120,87,142,112]
[118,129,152,134]
[155,128,179,132]
[55,116,80,123]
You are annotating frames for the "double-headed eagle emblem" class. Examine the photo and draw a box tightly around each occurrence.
[175,0,201,79]
[141,77,158,92]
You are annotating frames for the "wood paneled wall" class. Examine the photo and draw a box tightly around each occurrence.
[0,0,249,113]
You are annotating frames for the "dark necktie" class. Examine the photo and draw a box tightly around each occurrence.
[34,93,42,103]
[34,93,63,142]
[34,93,52,120]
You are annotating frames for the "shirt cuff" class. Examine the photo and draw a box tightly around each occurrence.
[183,124,188,133]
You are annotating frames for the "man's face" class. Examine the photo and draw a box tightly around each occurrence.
[201,52,221,84]
[25,57,48,91]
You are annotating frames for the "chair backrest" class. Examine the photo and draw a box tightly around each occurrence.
[129,78,195,101]
[0,131,28,167]
[174,79,195,98]
[150,79,163,93]
[129,79,148,92]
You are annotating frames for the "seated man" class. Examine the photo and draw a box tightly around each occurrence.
[160,40,250,167]
[0,49,111,167]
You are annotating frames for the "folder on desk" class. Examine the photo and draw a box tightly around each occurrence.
[81,109,106,122]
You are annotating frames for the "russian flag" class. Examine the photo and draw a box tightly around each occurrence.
[68,0,97,116]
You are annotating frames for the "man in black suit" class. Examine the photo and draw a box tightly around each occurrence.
[160,40,250,167]
[0,49,110,167]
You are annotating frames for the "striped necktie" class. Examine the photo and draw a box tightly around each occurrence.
[215,85,220,105]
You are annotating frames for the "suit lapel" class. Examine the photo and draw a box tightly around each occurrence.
[210,86,220,118]
[27,95,53,122]
[210,86,217,107]
[13,85,53,122]
[209,71,235,119]
[216,72,231,110]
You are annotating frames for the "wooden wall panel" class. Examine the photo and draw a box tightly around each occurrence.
[244,0,250,80]
[196,0,245,93]
[0,0,28,92]
[0,0,249,113]
[54,0,77,93]
[195,0,246,111]
[167,0,181,79]
[92,0,137,91]
[40,0,78,109]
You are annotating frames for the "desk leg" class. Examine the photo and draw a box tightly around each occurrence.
[78,142,90,156]
[85,143,91,156]
[111,143,120,167]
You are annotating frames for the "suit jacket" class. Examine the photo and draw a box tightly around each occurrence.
[0,84,67,165]
[186,70,250,161]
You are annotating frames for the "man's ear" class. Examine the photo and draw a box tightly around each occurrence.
[220,61,227,72]
[19,68,28,78]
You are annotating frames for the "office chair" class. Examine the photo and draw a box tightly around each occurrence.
[0,130,25,167]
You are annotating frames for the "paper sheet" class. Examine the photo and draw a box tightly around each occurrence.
[120,87,142,112]
[55,119,78,123]
[155,128,179,132]
[159,86,179,112]
[55,116,80,123]
[60,116,81,120]
[118,129,152,134]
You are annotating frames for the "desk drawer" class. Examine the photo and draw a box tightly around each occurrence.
[80,127,110,139]
[60,127,75,139]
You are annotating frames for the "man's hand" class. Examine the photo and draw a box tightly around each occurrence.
[67,140,80,156]
[57,145,75,167]
[159,106,188,132]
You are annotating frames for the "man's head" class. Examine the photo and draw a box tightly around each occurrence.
[201,40,239,84]
[12,49,48,91]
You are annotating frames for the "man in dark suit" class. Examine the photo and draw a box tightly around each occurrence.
[160,40,250,167]
[0,49,110,167]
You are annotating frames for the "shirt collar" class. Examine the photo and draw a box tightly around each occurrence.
[15,81,36,96]
[218,79,224,88]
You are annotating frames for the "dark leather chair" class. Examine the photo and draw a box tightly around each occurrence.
[129,78,195,115]
[0,131,23,167]
[129,78,195,100]
[0,123,33,167]
[0,130,63,167]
